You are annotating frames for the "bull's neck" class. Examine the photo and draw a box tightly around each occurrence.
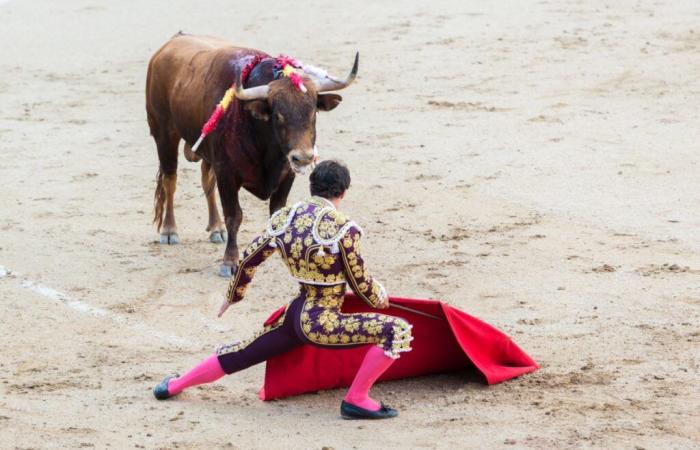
[253,119,288,174]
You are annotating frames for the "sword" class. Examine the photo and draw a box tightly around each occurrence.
[388,302,445,321]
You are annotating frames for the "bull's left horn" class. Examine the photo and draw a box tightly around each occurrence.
[313,52,359,93]
[234,71,270,101]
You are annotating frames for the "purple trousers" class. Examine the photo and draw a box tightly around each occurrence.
[215,284,413,374]
[216,295,310,374]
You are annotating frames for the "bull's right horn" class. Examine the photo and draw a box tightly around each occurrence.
[234,72,270,101]
[313,52,359,93]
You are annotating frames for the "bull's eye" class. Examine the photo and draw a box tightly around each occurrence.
[276,112,285,124]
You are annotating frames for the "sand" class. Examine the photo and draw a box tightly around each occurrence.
[0,0,699,448]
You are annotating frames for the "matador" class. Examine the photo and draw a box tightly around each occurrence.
[154,160,412,419]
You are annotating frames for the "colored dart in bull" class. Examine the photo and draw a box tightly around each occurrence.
[191,86,236,152]
[189,62,306,152]
[190,52,359,152]
[189,66,301,152]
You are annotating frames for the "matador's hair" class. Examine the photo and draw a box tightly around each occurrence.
[309,160,351,199]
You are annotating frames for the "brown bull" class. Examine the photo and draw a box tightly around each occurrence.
[145,33,358,276]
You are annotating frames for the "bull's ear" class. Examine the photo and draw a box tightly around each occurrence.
[245,100,270,121]
[317,94,343,112]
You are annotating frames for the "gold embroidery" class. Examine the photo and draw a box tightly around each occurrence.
[362,319,384,336]
[339,238,384,308]
[226,234,272,303]
[343,317,361,332]
[293,213,314,233]
[297,286,410,359]
[313,252,336,270]
[290,237,303,259]
[269,206,292,234]
[317,219,339,239]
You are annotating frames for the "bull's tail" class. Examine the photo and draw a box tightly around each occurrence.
[153,169,166,232]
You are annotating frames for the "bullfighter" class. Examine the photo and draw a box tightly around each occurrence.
[153,160,412,419]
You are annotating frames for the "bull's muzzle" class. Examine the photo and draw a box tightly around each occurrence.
[288,147,318,174]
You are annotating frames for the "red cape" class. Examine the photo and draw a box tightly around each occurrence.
[260,294,539,400]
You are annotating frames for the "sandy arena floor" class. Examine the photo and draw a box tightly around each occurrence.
[0,0,699,448]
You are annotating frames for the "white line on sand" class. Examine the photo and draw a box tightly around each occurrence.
[0,265,195,348]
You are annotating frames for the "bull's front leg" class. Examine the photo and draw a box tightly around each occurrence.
[216,173,243,278]
[269,170,295,216]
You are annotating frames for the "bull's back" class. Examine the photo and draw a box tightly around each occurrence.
[146,34,250,141]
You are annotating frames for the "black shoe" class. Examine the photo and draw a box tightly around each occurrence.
[340,400,399,420]
[153,374,178,400]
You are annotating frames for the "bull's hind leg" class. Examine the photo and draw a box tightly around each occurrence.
[152,125,181,245]
[201,160,226,244]
[160,172,179,244]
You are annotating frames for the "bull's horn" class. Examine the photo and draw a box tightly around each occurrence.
[313,52,359,93]
[234,72,270,101]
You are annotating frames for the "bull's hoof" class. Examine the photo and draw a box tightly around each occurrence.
[209,231,226,244]
[160,232,180,245]
[219,264,236,278]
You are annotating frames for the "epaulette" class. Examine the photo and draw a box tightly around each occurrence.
[312,206,363,256]
[267,202,304,237]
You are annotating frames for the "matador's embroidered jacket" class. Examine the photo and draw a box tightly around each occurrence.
[222,196,412,359]
[226,196,387,306]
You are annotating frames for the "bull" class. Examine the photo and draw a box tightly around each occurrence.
[145,33,358,276]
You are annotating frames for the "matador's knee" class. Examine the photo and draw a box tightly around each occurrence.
[382,318,413,359]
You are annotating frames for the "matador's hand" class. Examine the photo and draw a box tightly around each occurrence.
[376,297,390,309]
[218,298,232,318]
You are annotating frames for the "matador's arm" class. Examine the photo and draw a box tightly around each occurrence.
[225,231,276,304]
[339,226,388,308]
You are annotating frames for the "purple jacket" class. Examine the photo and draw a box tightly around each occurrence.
[225,196,387,306]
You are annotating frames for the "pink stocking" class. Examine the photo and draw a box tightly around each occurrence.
[344,345,395,411]
[168,354,225,395]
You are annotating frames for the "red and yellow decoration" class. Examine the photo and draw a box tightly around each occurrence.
[191,54,309,152]
[274,55,307,93]
[191,84,236,152]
